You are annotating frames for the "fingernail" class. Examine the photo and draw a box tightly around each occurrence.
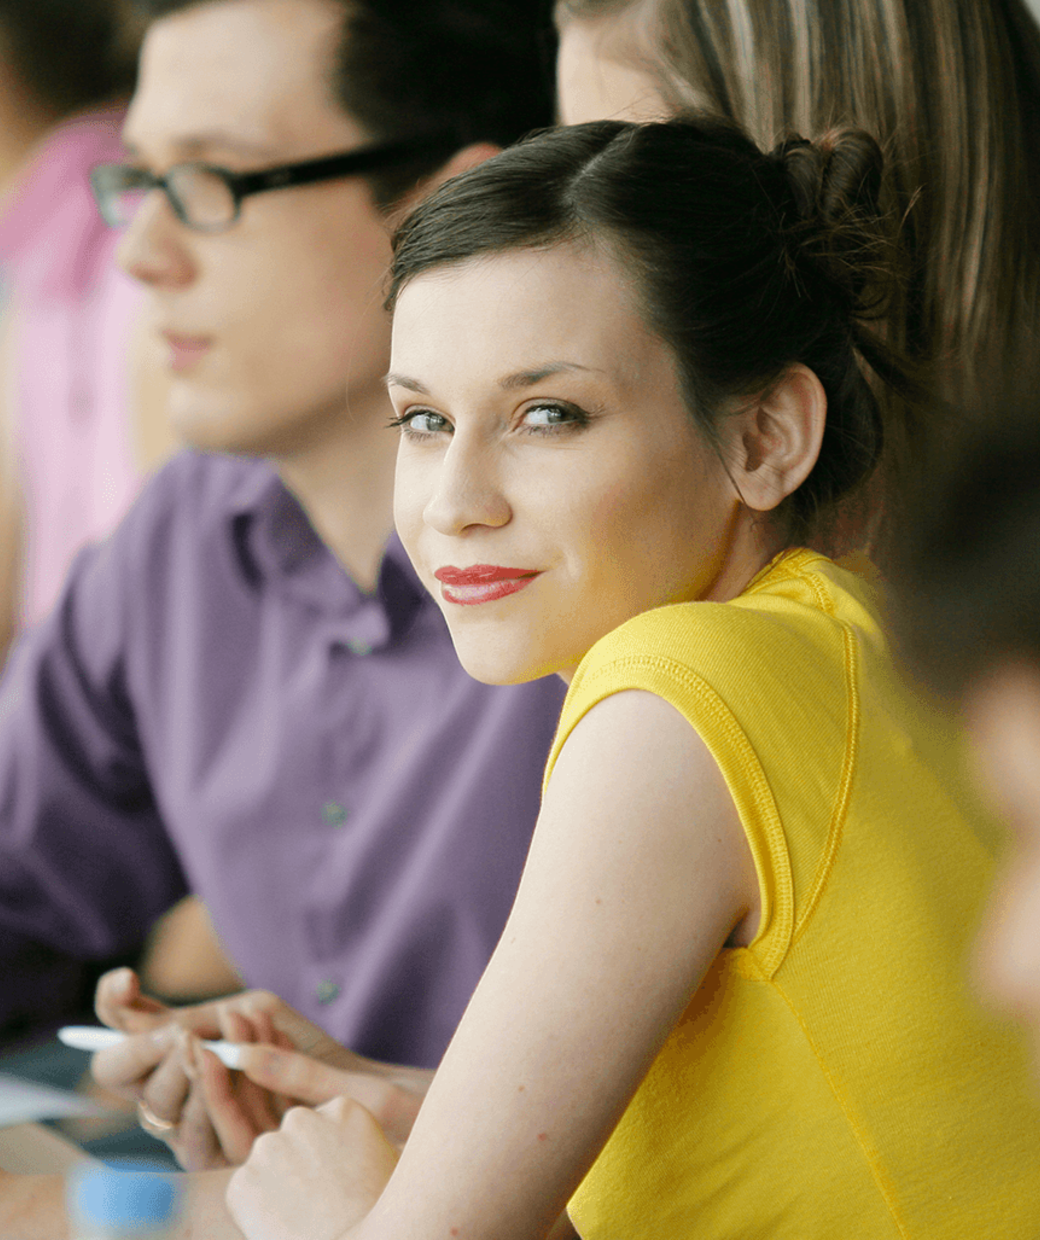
[150,1025,175,1048]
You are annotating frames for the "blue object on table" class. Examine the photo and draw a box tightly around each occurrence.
[67,1165,180,1236]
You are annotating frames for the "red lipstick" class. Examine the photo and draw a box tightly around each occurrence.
[433,565,540,606]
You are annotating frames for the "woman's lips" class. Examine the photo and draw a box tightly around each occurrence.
[162,331,212,372]
[433,565,541,606]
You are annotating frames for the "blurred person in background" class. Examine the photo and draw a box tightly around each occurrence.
[898,408,1040,1086]
[0,0,562,1195]
[0,0,178,656]
[554,0,1040,560]
[0,0,241,1143]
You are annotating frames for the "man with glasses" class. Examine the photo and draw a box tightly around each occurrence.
[0,0,562,1194]
[90,135,463,232]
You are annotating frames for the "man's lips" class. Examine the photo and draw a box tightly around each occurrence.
[161,331,212,372]
[433,565,541,606]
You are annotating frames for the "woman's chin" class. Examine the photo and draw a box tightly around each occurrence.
[450,636,549,687]
[457,655,539,687]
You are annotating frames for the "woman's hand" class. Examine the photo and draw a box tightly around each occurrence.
[226,1096,397,1240]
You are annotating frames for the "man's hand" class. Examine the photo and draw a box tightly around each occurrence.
[92,969,292,1169]
[90,971,432,1170]
[94,965,174,1033]
[226,1097,396,1240]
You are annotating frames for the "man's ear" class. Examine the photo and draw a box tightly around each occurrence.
[394,142,502,216]
[727,363,826,512]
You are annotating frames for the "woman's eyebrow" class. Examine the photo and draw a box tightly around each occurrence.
[500,362,603,389]
[385,362,603,395]
[385,373,429,393]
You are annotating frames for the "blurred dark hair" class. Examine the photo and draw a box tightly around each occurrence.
[388,117,915,540]
[131,0,556,207]
[895,405,1040,701]
[0,0,140,115]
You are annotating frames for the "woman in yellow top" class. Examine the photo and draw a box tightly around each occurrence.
[223,119,1040,1238]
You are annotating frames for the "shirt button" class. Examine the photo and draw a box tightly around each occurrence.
[321,800,348,826]
[347,638,373,657]
[316,980,341,1005]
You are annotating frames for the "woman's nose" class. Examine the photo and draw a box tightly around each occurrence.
[116,191,195,289]
[423,437,511,536]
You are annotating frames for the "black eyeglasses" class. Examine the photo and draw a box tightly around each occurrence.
[90,134,453,233]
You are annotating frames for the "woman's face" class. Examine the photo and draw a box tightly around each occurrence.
[390,244,745,685]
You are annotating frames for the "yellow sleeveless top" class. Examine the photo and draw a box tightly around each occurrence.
[546,550,1040,1238]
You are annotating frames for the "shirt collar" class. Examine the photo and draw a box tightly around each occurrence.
[226,460,426,652]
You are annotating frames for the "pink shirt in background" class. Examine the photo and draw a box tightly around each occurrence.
[0,107,144,629]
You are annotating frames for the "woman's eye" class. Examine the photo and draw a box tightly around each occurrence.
[520,402,587,433]
[392,410,451,437]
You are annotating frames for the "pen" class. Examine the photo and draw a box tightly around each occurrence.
[57,1024,245,1070]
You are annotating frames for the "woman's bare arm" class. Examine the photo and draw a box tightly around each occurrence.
[229,688,759,1240]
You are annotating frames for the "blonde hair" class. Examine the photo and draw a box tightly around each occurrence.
[559,0,1040,548]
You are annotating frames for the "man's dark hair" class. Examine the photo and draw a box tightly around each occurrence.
[0,0,140,116]
[132,0,556,206]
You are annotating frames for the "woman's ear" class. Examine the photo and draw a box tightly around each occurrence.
[727,364,826,512]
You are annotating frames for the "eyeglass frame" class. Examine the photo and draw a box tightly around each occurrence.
[90,132,457,233]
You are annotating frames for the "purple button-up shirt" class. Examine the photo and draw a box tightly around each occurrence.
[0,451,565,1067]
